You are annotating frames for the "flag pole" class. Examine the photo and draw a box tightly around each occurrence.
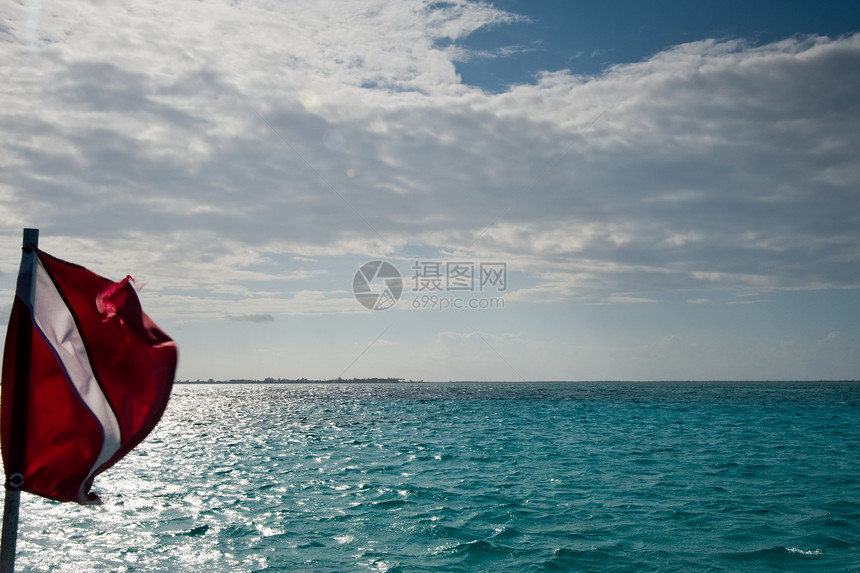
[0,489,19,573]
[1,228,39,573]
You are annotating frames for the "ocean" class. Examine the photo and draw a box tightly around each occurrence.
[12,382,860,572]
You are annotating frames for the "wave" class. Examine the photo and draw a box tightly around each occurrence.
[721,545,824,563]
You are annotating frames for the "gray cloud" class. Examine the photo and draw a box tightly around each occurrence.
[1,1,858,315]
[228,314,275,323]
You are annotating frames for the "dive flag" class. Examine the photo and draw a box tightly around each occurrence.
[1,245,177,504]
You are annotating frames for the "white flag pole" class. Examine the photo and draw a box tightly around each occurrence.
[1,227,39,573]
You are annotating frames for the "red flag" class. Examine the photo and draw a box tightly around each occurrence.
[1,246,177,504]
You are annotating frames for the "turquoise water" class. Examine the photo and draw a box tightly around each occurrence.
[12,382,860,571]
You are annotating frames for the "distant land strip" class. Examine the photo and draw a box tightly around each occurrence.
[176,377,420,384]
[176,379,858,385]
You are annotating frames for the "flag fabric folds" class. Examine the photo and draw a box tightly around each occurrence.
[1,246,177,504]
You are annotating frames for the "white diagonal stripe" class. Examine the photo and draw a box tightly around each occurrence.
[30,256,121,502]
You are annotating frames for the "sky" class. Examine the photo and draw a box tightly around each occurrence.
[1,0,859,382]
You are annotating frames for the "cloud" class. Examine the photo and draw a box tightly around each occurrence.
[1,1,859,319]
[818,331,840,345]
[228,314,275,323]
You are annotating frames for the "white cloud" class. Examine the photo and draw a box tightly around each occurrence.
[1,1,859,322]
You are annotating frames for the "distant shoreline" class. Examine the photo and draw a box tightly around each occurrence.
[176,378,420,385]
[175,379,858,385]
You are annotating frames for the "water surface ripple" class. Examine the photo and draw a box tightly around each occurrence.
[14,382,860,571]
